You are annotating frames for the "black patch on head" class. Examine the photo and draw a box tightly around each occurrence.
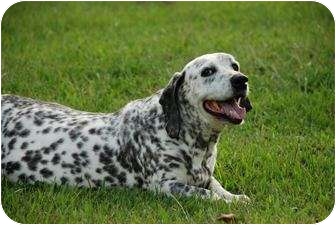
[61,151,66,155]
[40,168,53,178]
[159,72,185,139]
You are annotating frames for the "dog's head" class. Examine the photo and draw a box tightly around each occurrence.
[159,53,252,139]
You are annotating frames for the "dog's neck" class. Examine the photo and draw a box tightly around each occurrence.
[177,96,220,156]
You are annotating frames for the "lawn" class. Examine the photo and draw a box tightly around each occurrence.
[1,1,334,223]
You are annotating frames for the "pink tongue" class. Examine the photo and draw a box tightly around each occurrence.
[221,100,246,120]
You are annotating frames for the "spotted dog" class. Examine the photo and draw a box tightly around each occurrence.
[1,53,252,203]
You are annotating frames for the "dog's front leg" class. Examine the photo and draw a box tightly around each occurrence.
[152,180,220,200]
[209,177,250,203]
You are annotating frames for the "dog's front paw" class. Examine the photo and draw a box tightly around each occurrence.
[211,192,221,201]
[232,194,251,204]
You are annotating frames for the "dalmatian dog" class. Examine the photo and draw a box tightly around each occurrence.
[1,53,252,203]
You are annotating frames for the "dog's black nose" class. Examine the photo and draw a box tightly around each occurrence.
[230,75,248,90]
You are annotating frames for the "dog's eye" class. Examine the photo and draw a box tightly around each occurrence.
[201,67,217,77]
[232,63,239,71]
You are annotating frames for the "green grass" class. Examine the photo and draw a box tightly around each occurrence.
[1,1,334,223]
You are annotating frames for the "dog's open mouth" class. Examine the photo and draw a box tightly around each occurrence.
[203,97,246,124]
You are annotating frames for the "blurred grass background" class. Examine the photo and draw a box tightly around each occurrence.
[1,1,334,223]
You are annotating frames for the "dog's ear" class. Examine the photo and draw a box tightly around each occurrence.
[240,97,252,112]
[159,72,185,139]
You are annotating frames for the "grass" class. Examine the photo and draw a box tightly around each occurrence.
[1,1,334,223]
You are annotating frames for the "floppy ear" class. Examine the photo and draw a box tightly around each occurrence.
[240,97,252,112]
[159,72,185,139]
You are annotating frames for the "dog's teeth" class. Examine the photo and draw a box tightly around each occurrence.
[237,98,241,105]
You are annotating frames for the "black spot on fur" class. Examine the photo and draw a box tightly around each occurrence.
[103,164,118,177]
[117,172,127,185]
[51,153,61,165]
[135,176,144,187]
[28,175,36,181]
[99,152,112,165]
[84,173,91,179]
[14,122,23,130]
[33,118,43,126]
[54,127,62,133]
[79,151,88,158]
[60,176,68,184]
[80,136,89,142]
[42,147,51,154]
[7,129,16,137]
[117,141,142,173]
[169,162,180,168]
[96,168,102,174]
[18,173,27,182]
[21,142,28,149]
[69,129,80,141]
[40,168,53,178]
[22,152,42,171]
[75,177,83,183]
[5,161,21,174]
[8,138,17,150]
[19,129,30,137]
[104,176,114,183]
[42,127,51,134]
[92,179,102,187]
[77,142,83,149]
[93,144,101,152]
[88,128,96,134]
